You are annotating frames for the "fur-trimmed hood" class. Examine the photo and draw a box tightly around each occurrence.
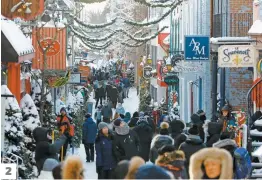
[189,148,233,179]
[213,139,237,148]
[62,155,84,179]
[150,134,174,149]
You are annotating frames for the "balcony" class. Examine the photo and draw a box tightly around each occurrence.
[213,13,253,37]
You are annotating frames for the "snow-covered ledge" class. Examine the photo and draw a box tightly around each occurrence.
[248,0,262,36]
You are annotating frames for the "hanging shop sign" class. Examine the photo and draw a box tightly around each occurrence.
[164,74,179,84]
[1,0,44,21]
[68,73,81,84]
[173,61,203,73]
[218,45,255,67]
[143,66,153,79]
[39,38,60,56]
[184,36,210,61]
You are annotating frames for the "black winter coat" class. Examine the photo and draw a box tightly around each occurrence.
[206,122,223,147]
[95,87,105,99]
[149,135,174,163]
[112,130,140,162]
[179,135,206,173]
[33,127,67,174]
[128,117,139,127]
[110,87,118,102]
[133,122,154,161]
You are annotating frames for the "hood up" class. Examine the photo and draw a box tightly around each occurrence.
[189,148,233,179]
[33,127,49,143]
[150,134,174,149]
[213,139,237,148]
[186,135,203,145]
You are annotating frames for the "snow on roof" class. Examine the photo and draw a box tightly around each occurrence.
[210,37,252,43]
[254,119,262,127]
[248,20,262,35]
[1,85,20,111]
[1,19,35,57]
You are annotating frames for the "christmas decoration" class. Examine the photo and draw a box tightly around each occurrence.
[139,77,151,112]
[133,0,180,7]
[73,16,117,29]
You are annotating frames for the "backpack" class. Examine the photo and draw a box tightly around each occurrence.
[234,147,252,179]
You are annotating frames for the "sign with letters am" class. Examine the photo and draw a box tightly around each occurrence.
[184,36,210,61]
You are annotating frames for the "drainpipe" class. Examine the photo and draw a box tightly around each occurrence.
[198,77,202,109]
[220,68,226,109]
[211,53,218,121]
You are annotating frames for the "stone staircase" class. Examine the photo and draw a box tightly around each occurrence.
[250,117,262,179]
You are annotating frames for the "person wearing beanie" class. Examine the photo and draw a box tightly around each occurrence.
[219,105,236,132]
[38,158,59,179]
[112,160,130,179]
[95,122,116,179]
[156,148,188,179]
[169,119,187,149]
[160,122,170,135]
[123,112,131,124]
[82,113,97,162]
[206,122,223,147]
[149,122,174,164]
[112,121,140,162]
[62,155,84,179]
[128,111,139,128]
[133,116,154,162]
[124,156,145,179]
[179,125,206,176]
[135,164,173,179]
[191,113,206,142]
[189,148,233,179]
[56,107,72,161]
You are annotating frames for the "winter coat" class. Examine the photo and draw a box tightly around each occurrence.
[190,114,205,142]
[179,135,206,173]
[33,127,67,174]
[189,148,233,179]
[206,122,223,147]
[133,121,154,161]
[118,91,124,104]
[110,87,118,102]
[116,106,125,115]
[213,139,237,158]
[56,115,71,135]
[95,87,105,99]
[94,110,102,120]
[128,117,139,128]
[95,133,117,170]
[101,105,113,118]
[123,112,131,123]
[82,118,97,144]
[149,135,174,163]
[145,115,156,133]
[112,129,140,162]
[123,78,130,88]
[106,85,112,97]
[156,160,188,179]
[37,171,53,179]
[169,120,187,149]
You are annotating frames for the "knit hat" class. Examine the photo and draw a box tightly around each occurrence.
[60,107,66,113]
[188,125,199,135]
[221,105,230,111]
[139,111,144,117]
[120,114,125,119]
[98,122,108,131]
[43,158,59,171]
[160,122,169,129]
[135,164,172,179]
[158,145,175,155]
[85,113,91,119]
[114,118,122,127]
[190,113,202,125]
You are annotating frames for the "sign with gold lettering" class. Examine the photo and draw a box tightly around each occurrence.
[218,45,255,67]
[39,38,60,56]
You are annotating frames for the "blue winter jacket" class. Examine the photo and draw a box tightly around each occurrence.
[82,118,97,144]
[123,78,130,88]
[95,133,117,170]
[116,106,125,115]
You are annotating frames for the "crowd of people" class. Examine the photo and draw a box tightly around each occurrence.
[32,101,256,179]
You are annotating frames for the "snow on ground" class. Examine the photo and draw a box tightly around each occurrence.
[77,87,139,179]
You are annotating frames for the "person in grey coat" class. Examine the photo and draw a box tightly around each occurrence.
[102,102,113,123]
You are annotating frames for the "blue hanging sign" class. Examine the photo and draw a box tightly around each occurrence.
[184,36,210,61]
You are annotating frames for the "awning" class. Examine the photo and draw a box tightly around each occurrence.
[1,19,35,63]
[248,20,262,36]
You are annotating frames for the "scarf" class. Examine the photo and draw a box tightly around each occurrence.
[115,124,130,135]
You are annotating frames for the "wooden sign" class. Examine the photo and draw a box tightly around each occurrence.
[79,65,90,77]
[1,0,44,21]
[39,38,60,56]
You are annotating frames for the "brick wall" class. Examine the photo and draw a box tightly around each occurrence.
[225,68,253,111]
[230,0,253,13]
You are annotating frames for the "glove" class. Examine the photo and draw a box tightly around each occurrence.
[96,166,103,173]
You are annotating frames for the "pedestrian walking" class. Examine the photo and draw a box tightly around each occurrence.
[169,119,187,149]
[116,103,125,116]
[128,112,139,128]
[110,86,118,109]
[95,86,105,108]
[95,122,117,179]
[179,125,206,175]
[82,114,97,162]
[112,119,140,162]
[206,122,223,147]
[56,107,72,161]
[219,105,237,133]
[122,77,130,98]
[95,105,103,126]
[133,118,153,162]
[101,102,113,123]
[123,112,131,124]
[150,122,174,163]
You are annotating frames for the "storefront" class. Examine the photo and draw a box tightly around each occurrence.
[1,19,35,103]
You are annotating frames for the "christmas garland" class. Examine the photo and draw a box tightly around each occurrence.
[73,16,117,29]
[124,0,182,26]
[121,41,144,47]
[69,25,117,42]
[134,0,179,7]
[80,38,112,50]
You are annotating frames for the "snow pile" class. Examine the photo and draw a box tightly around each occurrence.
[20,94,41,131]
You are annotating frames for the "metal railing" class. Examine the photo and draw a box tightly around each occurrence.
[2,152,23,179]
[213,13,253,37]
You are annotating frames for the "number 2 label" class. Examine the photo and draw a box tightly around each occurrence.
[0,163,16,179]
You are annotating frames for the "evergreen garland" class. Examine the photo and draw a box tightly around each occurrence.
[124,0,182,27]
[121,41,144,47]
[80,38,112,50]
[134,0,181,7]
[73,16,117,29]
